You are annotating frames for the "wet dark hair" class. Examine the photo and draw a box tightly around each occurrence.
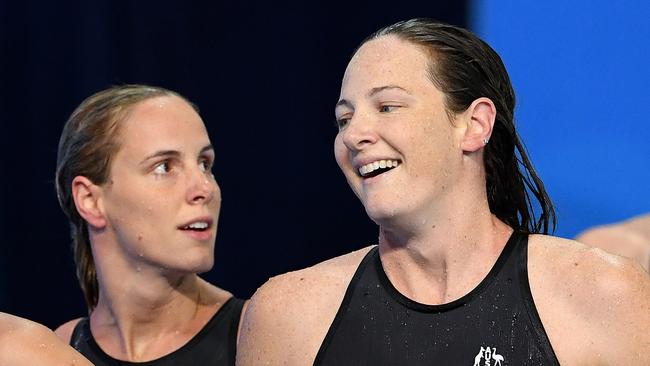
[55,84,195,310]
[361,18,555,234]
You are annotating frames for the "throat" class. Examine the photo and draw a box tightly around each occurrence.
[91,283,205,361]
[381,251,456,305]
[378,237,496,305]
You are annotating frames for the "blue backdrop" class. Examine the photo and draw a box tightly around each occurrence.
[471,0,650,237]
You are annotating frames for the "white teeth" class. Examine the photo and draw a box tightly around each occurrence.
[187,222,208,229]
[358,160,400,177]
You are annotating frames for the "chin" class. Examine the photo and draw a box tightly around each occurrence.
[176,259,213,275]
[181,248,215,274]
[194,261,214,274]
[363,202,401,226]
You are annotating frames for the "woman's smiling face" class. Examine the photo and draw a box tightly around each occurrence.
[334,35,465,226]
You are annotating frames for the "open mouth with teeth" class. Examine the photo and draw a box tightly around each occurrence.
[358,159,401,178]
[180,222,210,232]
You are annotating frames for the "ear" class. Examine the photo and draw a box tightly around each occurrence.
[460,97,496,153]
[71,176,107,229]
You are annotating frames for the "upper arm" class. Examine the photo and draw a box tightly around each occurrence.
[236,247,371,366]
[530,237,650,365]
[54,317,83,343]
[592,260,650,365]
[557,251,650,364]
[236,275,314,366]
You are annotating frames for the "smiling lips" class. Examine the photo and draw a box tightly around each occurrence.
[358,159,401,178]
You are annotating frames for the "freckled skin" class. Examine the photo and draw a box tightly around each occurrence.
[334,36,465,233]
[237,36,650,366]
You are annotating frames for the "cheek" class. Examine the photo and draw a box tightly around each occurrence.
[214,183,222,201]
[107,188,168,226]
[333,135,349,170]
[212,183,222,211]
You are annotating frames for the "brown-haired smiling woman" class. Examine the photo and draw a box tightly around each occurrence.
[237,19,650,366]
[54,85,245,365]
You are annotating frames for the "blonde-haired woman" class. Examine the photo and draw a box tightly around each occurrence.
[55,85,245,365]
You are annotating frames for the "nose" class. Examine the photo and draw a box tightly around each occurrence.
[186,166,217,205]
[340,111,378,152]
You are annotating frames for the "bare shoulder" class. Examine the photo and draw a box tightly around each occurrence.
[54,317,84,342]
[237,246,375,366]
[249,245,374,310]
[625,213,650,236]
[0,313,55,345]
[576,214,650,271]
[0,312,92,365]
[528,234,649,309]
[0,312,42,341]
[528,235,650,365]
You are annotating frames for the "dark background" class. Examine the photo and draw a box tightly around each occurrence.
[0,1,467,328]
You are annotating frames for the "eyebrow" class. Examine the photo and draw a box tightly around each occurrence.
[140,144,214,165]
[335,85,411,110]
[199,144,214,155]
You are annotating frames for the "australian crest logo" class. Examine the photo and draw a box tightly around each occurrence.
[473,346,505,366]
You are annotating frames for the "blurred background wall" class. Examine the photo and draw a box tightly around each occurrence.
[0,0,647,328]
[472,0,650,238]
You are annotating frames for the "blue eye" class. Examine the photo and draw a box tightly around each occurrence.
[153,161,171,175]
[380,105,397,113]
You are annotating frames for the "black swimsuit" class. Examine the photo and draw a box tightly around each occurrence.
[70,297,245,366]
[314,233,560,365]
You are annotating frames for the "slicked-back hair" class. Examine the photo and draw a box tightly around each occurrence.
[55,84,196,311]
[361,18,555,234]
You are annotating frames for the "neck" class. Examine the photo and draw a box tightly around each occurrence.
[92,267,207,358]
[87,234,224,361]
[377,196,513,305]
[94,270,202,326]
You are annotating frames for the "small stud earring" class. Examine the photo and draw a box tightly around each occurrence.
[483,138,489,145]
